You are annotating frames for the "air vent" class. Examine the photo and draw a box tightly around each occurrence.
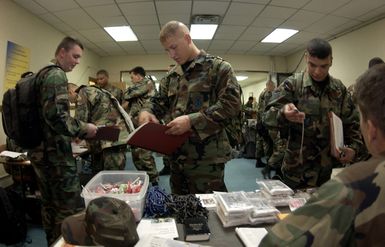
[191,15,221,24]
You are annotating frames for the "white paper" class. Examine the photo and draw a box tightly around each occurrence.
[235,227,268,247]
[135,235,207,247]
[136,218,179,240]
[0,150,26,158]
[195,193,217,210]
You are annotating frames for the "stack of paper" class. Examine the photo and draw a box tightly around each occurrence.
[257,180,294,207]
[215,191,279,227]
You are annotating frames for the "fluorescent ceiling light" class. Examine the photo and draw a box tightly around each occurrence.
[104,26,138,41]
[261,28,298,43]
[150,75,157,81]
[236,76,248,81]
[190,24,218,40]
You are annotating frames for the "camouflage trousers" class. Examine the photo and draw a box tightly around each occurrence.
[131,147,158,183]
[170,161,227,195]
[256,129,273,159]
[91,145,127,173]
[31,162,84,245]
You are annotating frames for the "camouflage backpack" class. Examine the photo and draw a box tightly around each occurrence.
[208,56,244,148]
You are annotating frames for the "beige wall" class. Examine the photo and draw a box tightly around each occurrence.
[0,0,100,144]
[100,53,288,84]
[287,17,385,86]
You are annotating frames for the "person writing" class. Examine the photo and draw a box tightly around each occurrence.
[138,20,241,194]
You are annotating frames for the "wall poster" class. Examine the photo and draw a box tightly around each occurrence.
[4,41,30,91]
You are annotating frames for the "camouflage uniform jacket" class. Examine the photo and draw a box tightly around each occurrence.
[75,86,130,152]
[260,153,385,246]
[28,66,89,165]
[124,78,155,127]
[256,88,272,122]
[263,72,362,187]
[142,51,241,165]
[102,83,123,104]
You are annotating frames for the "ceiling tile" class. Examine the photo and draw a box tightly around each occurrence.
[83,4,121,18]
[140,40,164,53]
[222,2,265,25]
[357,4,385,22]
[324,19,362,37]
[270,0,309,8]
[251,17,286,28]
[229,40,256,52]
[132,25,161,40]
[192,1,230,16]
[13,0,47,14]
[332,0,385,19]
[93,16,128,27]
[238,26,272,41]
[119,2,156,16]
[282,10,325,30]
[193,40,211,50]
[158,14,190,26]
[250,42,277,52]
[259,5,298,19]
[214,25,247,40]
[34,0,78,12]
[285,31,320,44]
[156,1,191,15]
[303,0,350,14]
[55,9,99,29]
[233,0,269,3]
[304,15,350,34]
[77,29,114,42]
[76,0,115,7]
[209,40,234,50]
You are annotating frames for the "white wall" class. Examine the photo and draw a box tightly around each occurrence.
[100,53,288,83]
[286,17,385,86]
[0,0,100,144]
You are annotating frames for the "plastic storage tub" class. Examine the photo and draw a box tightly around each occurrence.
[81,170,149,221]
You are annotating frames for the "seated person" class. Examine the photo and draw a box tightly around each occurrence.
[260,63,385,246]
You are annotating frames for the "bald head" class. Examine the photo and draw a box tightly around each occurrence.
[160,21,189,43]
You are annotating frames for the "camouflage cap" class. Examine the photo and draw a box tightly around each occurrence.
[61,197,139,247]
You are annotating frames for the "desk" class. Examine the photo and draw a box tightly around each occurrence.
[1,159,32,200]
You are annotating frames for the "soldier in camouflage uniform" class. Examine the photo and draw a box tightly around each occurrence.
[260,62,385,247]
[123,66,159,185]
[263,38,363,189]
[255,80,275,167]
[96,69,123,104]
[69,84,130,173]
[27,37,98,245]
[138,21,241,195]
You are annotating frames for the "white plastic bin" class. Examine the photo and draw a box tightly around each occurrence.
[82,170,149,221]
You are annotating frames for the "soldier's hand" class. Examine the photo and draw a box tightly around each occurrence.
[138,111,159,125]
[84,123,97,138]
[166,115,191,135]
[283,103,305,123]
[338,146,355,164]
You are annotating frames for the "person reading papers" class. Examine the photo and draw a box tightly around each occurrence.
[260,63,385,246]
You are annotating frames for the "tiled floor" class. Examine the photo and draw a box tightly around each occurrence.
[7,153,263,247]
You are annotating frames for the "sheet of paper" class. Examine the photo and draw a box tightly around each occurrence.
[0,150,26,158]
[136,218,179,240]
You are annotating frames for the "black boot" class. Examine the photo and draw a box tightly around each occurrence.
[255,158,266,168]
[159,166,171,176]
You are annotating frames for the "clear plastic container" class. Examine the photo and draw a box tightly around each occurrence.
[82,170,149,221]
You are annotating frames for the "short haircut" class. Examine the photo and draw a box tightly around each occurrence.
[248,96,254,101]
[96,69,109,78]
[368,57,384,68]
[130,66,146,77]
[354,63,385,134]
[159,20,186,43]
[306,38,332,59]
[67,82,79,91]
[55,36,83,56]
